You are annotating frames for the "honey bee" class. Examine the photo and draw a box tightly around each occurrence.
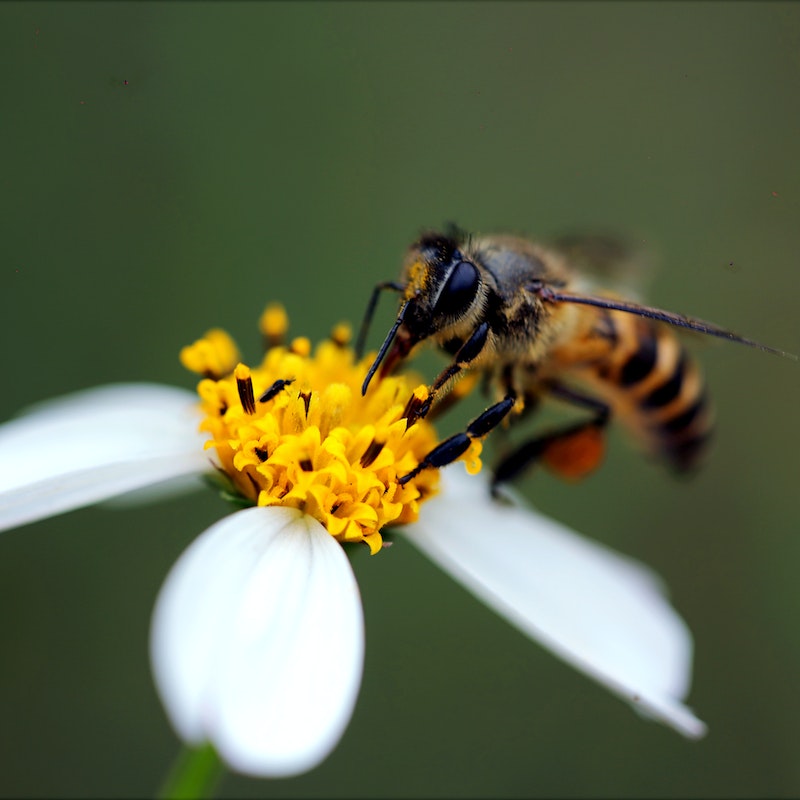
[357,228,794,489]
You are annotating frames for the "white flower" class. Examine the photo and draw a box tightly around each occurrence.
[0,380,706,778]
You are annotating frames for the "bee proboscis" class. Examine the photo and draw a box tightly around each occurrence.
[357,229,795,488]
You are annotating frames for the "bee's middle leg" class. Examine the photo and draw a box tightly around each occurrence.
[404,322,491,425]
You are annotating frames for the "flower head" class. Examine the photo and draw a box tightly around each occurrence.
[0,304,706,780]
[179,312,462,553]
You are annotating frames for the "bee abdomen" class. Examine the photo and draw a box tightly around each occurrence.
[605,318,714,472]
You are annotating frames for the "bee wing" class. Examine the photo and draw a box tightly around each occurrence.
[549,232,655,300]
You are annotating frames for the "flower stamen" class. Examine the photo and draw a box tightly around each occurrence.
[259,302,289,348]
[180,329,241,380]
[360,437,386,468]
[290,337,311,357]
[234,364,257,414]
[330,322,352,348]
[402,385,430,425]
[183,306,475,554]
[298,390,312,417]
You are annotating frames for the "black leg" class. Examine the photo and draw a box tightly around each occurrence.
[492,383,611,490]
[545,381,611,419]
[425,371,481,422]
[398,395,516,485]
[404,321,491,425]
[355,281,405,359]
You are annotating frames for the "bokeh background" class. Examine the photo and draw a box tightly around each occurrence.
[1,2,798,797]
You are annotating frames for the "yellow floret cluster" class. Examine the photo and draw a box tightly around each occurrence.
[181,306,481,554]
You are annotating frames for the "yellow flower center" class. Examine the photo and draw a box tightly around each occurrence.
[180,305,482,554]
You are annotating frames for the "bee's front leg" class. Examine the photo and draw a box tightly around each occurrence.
[404,322,491,425]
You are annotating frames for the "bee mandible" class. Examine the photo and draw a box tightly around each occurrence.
[357,228,794,489]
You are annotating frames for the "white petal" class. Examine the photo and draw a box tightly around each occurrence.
[150,507,365,777]
[403,468,706,739]
[0,384,211,532]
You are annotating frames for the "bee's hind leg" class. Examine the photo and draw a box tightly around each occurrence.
[491,383,610,491]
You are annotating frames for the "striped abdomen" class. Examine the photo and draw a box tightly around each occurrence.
[566,311,714,471]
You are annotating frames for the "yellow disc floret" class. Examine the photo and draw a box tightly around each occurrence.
[184,308,457,554]
[180,329,241,379]
[259,302,289,346]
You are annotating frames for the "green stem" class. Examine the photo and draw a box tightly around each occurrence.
[158,743,224,800]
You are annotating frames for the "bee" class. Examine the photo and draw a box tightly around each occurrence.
[357,228,794,489]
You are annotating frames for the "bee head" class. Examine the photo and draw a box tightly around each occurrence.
[401,233,483,340]
[360,231,484,395]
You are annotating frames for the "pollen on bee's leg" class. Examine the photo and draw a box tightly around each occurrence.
[234,364,256,414]
[543,424,606,481]
[360,437,385,468]
[259,303,289,348]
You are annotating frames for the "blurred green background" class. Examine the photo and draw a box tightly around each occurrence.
[1,2,798,797]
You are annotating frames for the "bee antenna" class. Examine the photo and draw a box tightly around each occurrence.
[540,288,798,360]
[355,281,405,359]
[361,301,410,396]
[443,221,468,243]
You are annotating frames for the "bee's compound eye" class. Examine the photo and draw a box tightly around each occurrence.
[433,260,480,318]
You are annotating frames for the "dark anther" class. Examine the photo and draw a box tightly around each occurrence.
[360,438,385,468]
[254,447,269,462]
[259,378,295,403]
[300,458,313,471]
[237,375,256,414]
[402,392,431,426]
[246,472,261,495]
[298,390,312,416]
